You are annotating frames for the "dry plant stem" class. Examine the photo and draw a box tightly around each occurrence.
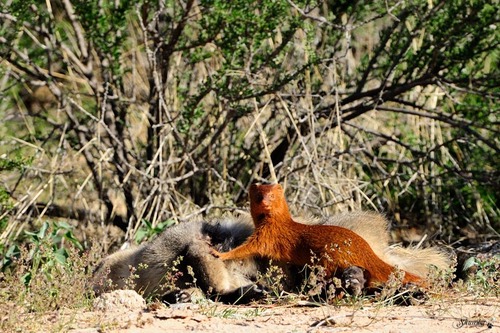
[251,98,277,184]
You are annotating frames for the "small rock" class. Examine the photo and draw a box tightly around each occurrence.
[93,290,146,312]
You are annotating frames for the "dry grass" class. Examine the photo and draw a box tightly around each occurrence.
[0,238,97,332]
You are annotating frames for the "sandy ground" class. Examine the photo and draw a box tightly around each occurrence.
[58,291,499,333]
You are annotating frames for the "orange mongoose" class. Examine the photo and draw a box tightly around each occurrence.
[214,183,423,287]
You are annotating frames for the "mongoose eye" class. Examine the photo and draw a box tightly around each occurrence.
[256,193,264,203]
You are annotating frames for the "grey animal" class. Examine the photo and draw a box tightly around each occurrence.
[92,214,263,303]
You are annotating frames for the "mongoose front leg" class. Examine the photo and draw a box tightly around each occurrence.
[212,237,261,261]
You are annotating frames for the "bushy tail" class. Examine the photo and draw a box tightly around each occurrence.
[383,245,451,278]
[320,211,452,278]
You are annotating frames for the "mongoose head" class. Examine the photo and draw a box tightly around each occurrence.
[249,183,292,226]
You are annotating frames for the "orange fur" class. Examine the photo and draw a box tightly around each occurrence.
[215,183,423,287]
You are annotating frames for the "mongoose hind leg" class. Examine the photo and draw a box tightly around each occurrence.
[342,266,367,297]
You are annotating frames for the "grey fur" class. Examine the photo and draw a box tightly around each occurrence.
[92,214,259,299]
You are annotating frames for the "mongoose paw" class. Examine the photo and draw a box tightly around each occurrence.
[210,248,222,258]
[210,248,232,261]
[175,290,193,303]
[162,288,206,305]
[342,266,367,296]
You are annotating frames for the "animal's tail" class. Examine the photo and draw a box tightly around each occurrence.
[320,211,452,278]
[383,245,452,278]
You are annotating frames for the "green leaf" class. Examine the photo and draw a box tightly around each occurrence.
[462,256,478,272]
[53,248,68,265]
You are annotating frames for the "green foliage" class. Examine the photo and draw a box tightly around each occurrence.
[462,255,500,296]
[199,0,291,67]
[0,1,35,49]
[0,220,91,322]
[0,194,10,237]
[1,221,83,277]
[73,0,134,78]
[0,243,20,272]
[0,153,32,172]
[0,153,33,234]
[176,0,305,132]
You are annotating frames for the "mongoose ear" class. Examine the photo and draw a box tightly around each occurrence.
[249,184,264,203]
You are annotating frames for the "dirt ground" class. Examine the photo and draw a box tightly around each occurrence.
[55,291,499,333]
